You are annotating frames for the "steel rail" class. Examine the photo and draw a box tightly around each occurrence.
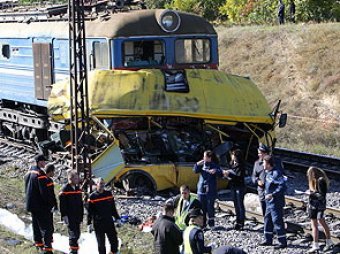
[274,147,340,175]
[217,200,340,244]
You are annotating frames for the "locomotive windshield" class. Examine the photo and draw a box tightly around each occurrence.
[175,38,210,64]
[123,39,165,67]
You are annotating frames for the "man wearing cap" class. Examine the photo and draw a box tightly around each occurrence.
[252,144,284,215]
[151,202,183,254]
[183,208,213,254]
[25,154,55,254]
[252,144,269,215]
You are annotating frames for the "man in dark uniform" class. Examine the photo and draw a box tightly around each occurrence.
[59,170,84,254]
[45,163,57,240]
[252,143,284,215]
[87,178,120,254]
[259,155,287,249]
[183,208,213,254]
[193,150,222,228]
[252,144,269,216]
[25,154,55,254]
[45,164,58,211]
[151,202,183,254]
[278,0,285,24]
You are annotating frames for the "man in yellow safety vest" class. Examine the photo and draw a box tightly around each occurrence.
[170,185,202,231]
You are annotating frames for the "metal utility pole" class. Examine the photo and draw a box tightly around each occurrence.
[68,0,91,191]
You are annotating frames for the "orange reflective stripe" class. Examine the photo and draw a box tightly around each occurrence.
[59,191,83,195]
[70,246,80,250]
[35,242,44,247]
[43,247,53,251]
[47,182,54,187]
[38,176,47,180]
[89,196,113,203]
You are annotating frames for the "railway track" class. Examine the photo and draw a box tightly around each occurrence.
[217,199,340,244]
[0,137,69,181]
[274,147,340,176]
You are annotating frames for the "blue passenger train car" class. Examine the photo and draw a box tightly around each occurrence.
[0,8,218,142]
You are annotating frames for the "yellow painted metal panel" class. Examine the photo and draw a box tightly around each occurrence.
[91,140,125,183]
[48,69,273,124]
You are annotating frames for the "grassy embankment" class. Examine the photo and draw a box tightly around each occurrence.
[217,23,340,157]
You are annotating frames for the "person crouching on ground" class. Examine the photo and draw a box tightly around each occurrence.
[167,185,202,231]
[87,178,121,254]
[151,201,183,254]
[306,167,334,253]
[183,208,214,254]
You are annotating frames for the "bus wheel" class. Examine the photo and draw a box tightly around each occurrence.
[123,173,155,195]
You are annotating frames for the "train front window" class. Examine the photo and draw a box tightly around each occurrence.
[175,38,210,64]
[123,40,165,67]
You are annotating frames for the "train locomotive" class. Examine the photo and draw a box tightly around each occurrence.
[0,4,285,192]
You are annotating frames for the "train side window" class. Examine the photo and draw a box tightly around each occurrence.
[93,41,109,69]
[1,44,10,60]
[123,40,164,67]
[175,39,210,64]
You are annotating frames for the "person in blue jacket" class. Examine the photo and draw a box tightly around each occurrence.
[259,155,287,249]
[193,150,222,228]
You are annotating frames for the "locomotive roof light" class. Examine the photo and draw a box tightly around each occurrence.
[158,10,181,33]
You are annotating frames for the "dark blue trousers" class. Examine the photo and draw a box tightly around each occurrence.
[198,194,215,227]
[231,187,245,225]
[264,203,287,246]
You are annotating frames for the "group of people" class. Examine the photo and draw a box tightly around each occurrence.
[24,141,334,254]
[153,144,334,254]
[25,154,121,254]
[278,0,296,24]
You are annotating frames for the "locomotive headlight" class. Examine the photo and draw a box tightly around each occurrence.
[158,10,181,33]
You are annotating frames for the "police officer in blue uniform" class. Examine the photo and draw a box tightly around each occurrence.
[259,155,287,249]
[193,150,222,228]
[252,144,284,216]
[252,144,269,215]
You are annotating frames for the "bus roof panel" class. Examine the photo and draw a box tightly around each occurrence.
[48,69,273,125]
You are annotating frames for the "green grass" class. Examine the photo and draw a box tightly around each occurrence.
[217,22,340,157]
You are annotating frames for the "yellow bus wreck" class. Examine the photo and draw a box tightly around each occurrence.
[48,69,283,193]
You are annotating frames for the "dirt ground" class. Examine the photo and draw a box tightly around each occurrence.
[0,165,153,254]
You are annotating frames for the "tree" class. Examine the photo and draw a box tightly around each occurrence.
[169,0,225,20]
